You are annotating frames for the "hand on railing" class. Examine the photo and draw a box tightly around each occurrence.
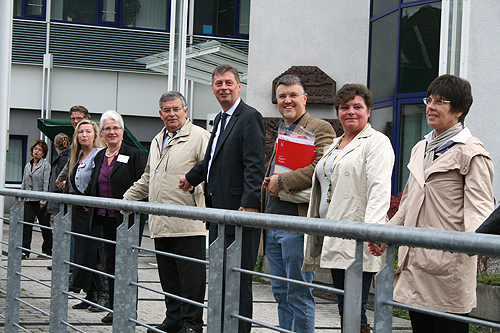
[120,197,132,215]
[368,242,386,256]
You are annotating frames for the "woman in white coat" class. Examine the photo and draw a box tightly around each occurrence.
[303,84,394,333]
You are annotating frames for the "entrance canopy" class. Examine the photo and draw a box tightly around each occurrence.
[37,118,148,155]
[136,40,248,92]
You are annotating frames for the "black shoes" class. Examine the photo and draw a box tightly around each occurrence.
[147,322,183,333]
[72,301,91,309]
[101,312,113,324]
[178,327,201,333]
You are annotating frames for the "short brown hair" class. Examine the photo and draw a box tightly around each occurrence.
[334,84,374,112]
[69,105,91,119]
[30,140,48,158]
[212,64,240,84]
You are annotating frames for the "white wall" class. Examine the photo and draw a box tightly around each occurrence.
[247,0,371,120]
[466,0,500,200]
[10,65,218,121]
[10,64,43,110]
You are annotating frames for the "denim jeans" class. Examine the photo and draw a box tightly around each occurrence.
[265,230,315,332]
[331,269,374,325]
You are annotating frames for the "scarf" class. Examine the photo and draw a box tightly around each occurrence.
[424,123,463,170]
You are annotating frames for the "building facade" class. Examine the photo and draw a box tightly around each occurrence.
[7,0,500,201]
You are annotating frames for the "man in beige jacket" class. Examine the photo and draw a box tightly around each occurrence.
[123,91,210,333]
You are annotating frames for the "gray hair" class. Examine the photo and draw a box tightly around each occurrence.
[159,91,187,109]
[100,110,124,129]
[275,74,307,94]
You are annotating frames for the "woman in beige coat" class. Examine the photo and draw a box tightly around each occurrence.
[369,74,494,333]
[303,84,394,333]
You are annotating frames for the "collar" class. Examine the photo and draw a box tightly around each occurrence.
[283,112,307,131]
[424,127,471,152]
[223,98,241,116]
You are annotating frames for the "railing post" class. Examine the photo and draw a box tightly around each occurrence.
[224,225,242,332]
[207,223,225,333]
[343,239,364,333]
[113,212,139,333]
[374,244,395,333]
[49,204,72,331]
[5,201,23,333]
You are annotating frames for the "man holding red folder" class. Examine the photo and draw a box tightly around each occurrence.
[262,74,335,332]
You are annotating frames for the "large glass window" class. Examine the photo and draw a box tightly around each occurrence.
[6,136,27,184]
[48,0,167,30]
[369,11,398,99]
[398,3,441,94]
[369,0,441,193]
[398,103,431,191]
[193,0,250,37]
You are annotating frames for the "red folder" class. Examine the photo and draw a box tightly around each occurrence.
[275,135,316,173]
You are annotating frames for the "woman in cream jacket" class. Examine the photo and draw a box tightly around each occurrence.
[370,75,494,333]
[303,84,394,333]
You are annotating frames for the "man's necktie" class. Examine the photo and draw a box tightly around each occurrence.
[220,112,228,134]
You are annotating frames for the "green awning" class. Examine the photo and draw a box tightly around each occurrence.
[37,118,148,155]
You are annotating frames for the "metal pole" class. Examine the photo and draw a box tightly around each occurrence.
[0,0,14,290]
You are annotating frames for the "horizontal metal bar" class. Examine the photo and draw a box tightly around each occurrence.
[132,281,207,309]
[60,320,87,333]
[18,271,51,289]
[66,229,115,245]
[13,322,30,333]
[3,188,500,257]
[64,261,114,280]
[231,313,293,333]
[237,268,344,295]
[132,245,209,266]
[15,296,50,316]
[387,300,500,329]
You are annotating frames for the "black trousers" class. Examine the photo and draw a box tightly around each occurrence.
[23,201,52,256]
[154,236,206,331]
[209,225,261,333]
[409,310,469,333]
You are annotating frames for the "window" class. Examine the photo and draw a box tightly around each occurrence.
[43,0,168,30]
[193,0,250,37]
[6,136,27,184]
[14,0,46,19]
[369,0,441,193]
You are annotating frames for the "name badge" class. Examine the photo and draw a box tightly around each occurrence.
[78,163,86,169]
[117,154,130,163]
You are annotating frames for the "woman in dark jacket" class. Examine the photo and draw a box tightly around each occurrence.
[86,110,147,323]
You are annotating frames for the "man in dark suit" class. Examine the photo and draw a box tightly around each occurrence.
[179,64,266,333]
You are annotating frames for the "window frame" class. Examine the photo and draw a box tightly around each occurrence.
[6,135,28,185]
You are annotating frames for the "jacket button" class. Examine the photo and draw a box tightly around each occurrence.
[345,171,350,176]
[344,194,349,199]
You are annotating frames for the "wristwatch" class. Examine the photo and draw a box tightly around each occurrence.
[277,174,284,188]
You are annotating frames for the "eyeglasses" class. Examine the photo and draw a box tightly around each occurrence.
[70,116,84,122]
[102,127,122,133]
[423,97,451,107]
[161,107,184,113]
[277,93,305,100]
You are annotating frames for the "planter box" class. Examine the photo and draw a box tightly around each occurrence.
[471,283,500,322]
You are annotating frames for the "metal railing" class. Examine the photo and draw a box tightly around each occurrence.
[1,188,500,332]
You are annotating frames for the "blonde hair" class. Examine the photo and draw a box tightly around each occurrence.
[69,120,105,176]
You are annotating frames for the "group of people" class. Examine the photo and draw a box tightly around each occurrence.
[19,64,495,333]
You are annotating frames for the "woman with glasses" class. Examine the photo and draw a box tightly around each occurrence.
[369,74,494,333]
[20,140,52,259]
[85,110,147,323]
